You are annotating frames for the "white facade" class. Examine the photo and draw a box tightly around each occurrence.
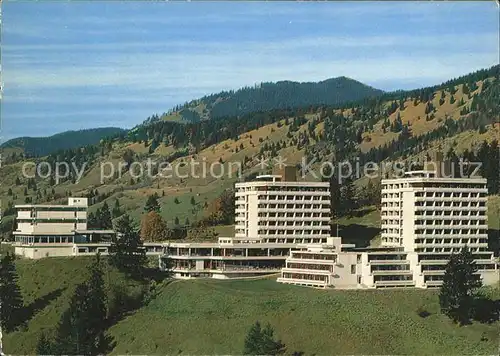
[234,174,331,243]
[278,170,498,289]
[14,197,88,237]
[381,170,488,252]
[161,171,332,278]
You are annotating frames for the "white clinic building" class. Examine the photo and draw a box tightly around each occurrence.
[278,161,498,289]
[12,198,116,258]
[160,167,333,278]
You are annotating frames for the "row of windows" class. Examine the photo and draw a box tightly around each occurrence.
[261,238,328,244]
[257,221,330,227]
[17,207,86,212]
[414,192,486,198]
[252,204,330,209]
[18,219,87,224]
[382,237,402,244]
[414,238,488,244]
[405,229,488,235]
[382,183,485,190]
[415,202,486,208]
[255,212,329,218]
[256,195,329,201]
[415,247,488,253]
[238,186,329,192]
[414,220,486,226]
[415,211,485,217]
[253,230,330,235]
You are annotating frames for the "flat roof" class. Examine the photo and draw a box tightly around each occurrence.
[74,230,115,234]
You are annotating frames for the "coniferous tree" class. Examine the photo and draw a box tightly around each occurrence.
[144,193,161,213]
[99,201,113,230]
[36,332,53,355]
[110,214,147,276]
[439,248,482,325]
[52,284,95,355]
[112,199,122,219]
[243,321,286,355]
[85,255,108,354]
[339,178,357,216]
[0,253,24,332]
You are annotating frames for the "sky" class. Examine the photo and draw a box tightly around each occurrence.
[1,1,499,141]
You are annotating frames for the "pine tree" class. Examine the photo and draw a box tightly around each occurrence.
[99,201,113,230]
[52,283,91,354]
[339,178,357,216]
[0,253,24,332]
[243,321,286,355]
[110,214,147,276]
[85,255,108,354]
[36,332,53,355]
[144,193,161,213]
[112,199,122,219]
[190,196,196,206]
[439,248,482,325]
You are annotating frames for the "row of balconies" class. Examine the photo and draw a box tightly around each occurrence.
[255,208,331,213]
[253,216,330,221]
[235,190,330,196]
[414,206,487,211]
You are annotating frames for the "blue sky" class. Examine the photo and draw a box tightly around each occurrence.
[1,1,498,141]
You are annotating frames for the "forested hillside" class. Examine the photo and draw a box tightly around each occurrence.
[158,76,383,122]
[0,65,498,240]
[0,127,126,158]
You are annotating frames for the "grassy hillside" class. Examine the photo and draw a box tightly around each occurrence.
[2,257,147,355]
[4,259,499,355]
[159,76,383,122]
[0,66,498,235]
[0,127,126,157]
[110,279,499,355]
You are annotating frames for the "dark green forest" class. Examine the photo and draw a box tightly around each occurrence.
[0,127,126,157]
[164,76,384,122]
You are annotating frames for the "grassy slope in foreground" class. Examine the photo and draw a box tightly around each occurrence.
[109,278,499,355]
[3,257,145,355]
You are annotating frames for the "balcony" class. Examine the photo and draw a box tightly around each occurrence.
[371,270,412,276]
[369,260,409,265]
[425,280,443,287]
[282,267,332,275]
[277,277,328,287]
[374,280,415,287]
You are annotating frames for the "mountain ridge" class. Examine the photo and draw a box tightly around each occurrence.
[157,76,384,123]
[0,127,126,157]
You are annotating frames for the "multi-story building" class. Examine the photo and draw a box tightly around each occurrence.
[278,158,498,289]
[13,198,115,258]
[234,167,331,244]
[159,167,332,278]
[160,236,295,279]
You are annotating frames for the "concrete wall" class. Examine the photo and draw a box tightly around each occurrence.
[332,252,359,288]
[402,190,415,252]
[15,245,73,259]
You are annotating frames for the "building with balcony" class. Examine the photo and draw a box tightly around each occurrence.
[234,167,331,244]
[13,198,116,258]
[159,236,295,279]
[278,157,498,289]
[159,167,333,278]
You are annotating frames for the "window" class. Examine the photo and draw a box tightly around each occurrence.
[350,264,356,274]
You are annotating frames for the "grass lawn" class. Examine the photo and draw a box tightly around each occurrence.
[4,257,499,355]
[108,279,500,355]
[3,257,146,355]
